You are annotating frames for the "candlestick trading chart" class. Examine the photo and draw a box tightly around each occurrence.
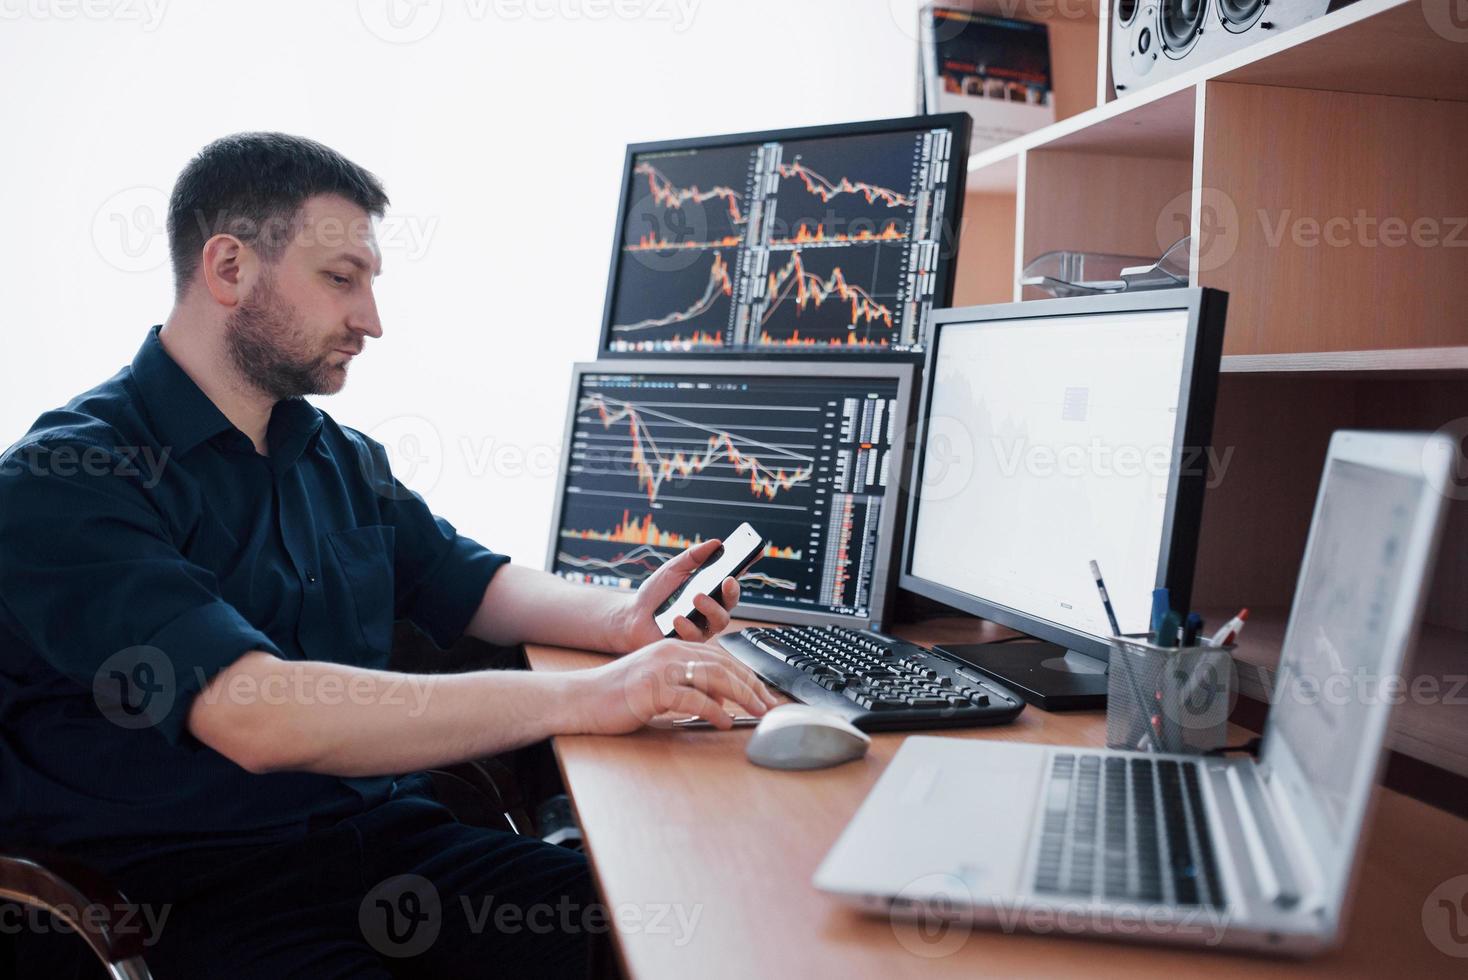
[605,120,962,355]
[551,371,904,621]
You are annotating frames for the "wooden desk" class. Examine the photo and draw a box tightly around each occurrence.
[526,617,1468,979]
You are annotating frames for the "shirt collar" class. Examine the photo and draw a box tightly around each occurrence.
[130,325,324,465]
[267,395,326,470]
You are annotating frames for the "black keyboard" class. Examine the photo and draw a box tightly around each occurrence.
[718,625,1025,731]
[1034,753,1226,909]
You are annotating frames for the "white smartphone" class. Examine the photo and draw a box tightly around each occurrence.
[652,523,766,638]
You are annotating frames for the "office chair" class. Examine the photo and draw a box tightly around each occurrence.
[389,620,559,837]
[0,624,537,977]
[0,849,154,979]
[1,752,533,978]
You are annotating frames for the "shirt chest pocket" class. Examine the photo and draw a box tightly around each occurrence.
[324,525,397,661]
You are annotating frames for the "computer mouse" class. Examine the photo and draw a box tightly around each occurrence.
[745,704,871,771]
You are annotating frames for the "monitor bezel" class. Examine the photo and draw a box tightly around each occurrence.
[595,113,973,362]
[897,288,1229,662]
[546,359,919,630]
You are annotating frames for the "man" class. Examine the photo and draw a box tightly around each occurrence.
[0,132,776,978]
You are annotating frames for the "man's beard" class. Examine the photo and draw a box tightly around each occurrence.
[224,270,350,400]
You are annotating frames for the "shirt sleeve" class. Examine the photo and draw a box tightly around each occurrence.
[0,439,283,746]
[350,433,510,649]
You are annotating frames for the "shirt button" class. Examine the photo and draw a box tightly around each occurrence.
[306,570,317,584]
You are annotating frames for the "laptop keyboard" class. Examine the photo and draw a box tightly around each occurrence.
[1034,754,1225,909]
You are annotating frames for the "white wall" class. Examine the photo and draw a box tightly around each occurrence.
[0,0,925,566]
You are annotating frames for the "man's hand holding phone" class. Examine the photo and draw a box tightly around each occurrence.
[609,526,763,652]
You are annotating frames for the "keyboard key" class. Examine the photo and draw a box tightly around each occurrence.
[1182,763,1225,909]
[1158,762,1200,905]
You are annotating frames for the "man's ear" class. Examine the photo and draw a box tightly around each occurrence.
[198,235,255,307]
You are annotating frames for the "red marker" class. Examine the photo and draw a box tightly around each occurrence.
[1208,608,1249,647]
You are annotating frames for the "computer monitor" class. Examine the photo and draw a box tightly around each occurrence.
[899,289,1229,708]
[597,114,971,357]
[547,360,917,629]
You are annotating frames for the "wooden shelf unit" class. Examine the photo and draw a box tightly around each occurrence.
[939,0,1468,781]
[1207,606,1468,779]
[1220,347,1468,378]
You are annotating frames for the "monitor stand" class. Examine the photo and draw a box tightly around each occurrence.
[934,640,1108,711]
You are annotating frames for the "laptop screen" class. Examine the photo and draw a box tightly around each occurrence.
[1262,452,1433,904]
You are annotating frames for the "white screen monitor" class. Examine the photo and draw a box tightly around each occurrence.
[900,290,1228,667]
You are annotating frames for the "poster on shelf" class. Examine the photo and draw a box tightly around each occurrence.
[920,5,1054,153]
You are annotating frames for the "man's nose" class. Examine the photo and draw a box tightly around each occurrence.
[349,292,384,340]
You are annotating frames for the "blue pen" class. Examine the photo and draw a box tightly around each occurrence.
[1150,588,1171,637]
[1182,612,1204,647]
[1157,610,1182,648]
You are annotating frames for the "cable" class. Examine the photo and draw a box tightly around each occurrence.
[1204,737,1263,758]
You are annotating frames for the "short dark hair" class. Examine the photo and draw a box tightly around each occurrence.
[167,132,389,298]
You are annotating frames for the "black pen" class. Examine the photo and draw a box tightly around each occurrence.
[1088,560,1124,636]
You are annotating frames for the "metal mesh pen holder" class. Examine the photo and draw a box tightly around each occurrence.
[1105,636,1238,754]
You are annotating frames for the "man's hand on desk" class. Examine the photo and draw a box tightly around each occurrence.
[188,541,771,775]
[566,637,779,733]
[608,538,742,652]
[189,639,779,775]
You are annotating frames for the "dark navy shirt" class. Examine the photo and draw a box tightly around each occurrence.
[0,326,507,874]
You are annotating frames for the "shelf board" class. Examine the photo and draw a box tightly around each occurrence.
[1036,83,1194,159]
[964,74,1200,185]
[1206,606,1468,777]
[964,84,1193,194]
[1218,0,1468,103]
[1220,346,1468,378]
[965,154,1019,194]
[963,0,1459,191]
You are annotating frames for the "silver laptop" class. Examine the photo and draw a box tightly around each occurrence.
[815,430,1456,956]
